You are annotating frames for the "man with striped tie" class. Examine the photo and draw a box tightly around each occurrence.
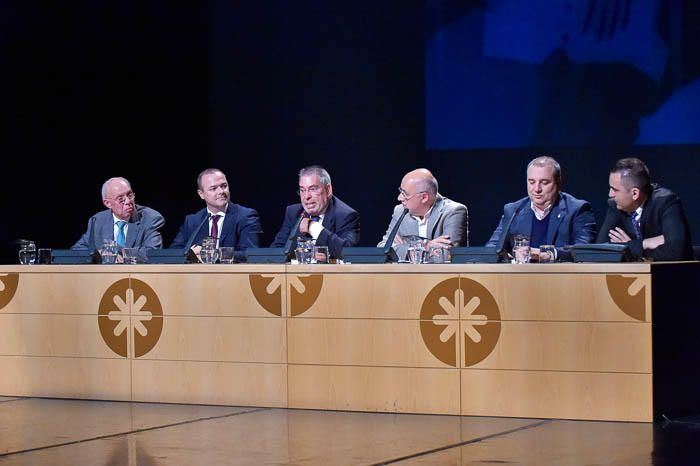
[598,157,693,261]
[170,168,262,262]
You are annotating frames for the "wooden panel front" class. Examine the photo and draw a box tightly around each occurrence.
[131,360,287,407]
[288,319,450,368]
[288,365,461,415]
[0,314,119,359]
[143,316,286,363]
[461,369,653,422]
[460,273,651,322]
[0,356,131,400]
[291,273,457,319]
[3,273,125,315]
[132,273,285,317]
[467,321,652,373]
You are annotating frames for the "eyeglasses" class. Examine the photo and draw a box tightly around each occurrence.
[398,187,425,200]
[107,191,135,204]
[297,186,323,196]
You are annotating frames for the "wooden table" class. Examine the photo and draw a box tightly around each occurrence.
[1,262,698,422]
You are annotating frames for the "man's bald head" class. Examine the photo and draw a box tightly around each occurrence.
[398,168,439,217]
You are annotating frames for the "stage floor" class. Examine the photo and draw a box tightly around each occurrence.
[1,397,699,465]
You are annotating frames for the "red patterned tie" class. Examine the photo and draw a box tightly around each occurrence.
[210,215,221,240]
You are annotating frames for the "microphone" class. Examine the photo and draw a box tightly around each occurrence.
[495,205,522,257]
[283,213,305,256]
[88,215,97,254]
[382,208,409,255]
[184,214,211,252]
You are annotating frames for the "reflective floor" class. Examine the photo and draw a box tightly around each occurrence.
[1,398,700,465]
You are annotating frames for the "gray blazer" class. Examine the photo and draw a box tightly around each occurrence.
[377,195,469,259]
[72,205,165,252]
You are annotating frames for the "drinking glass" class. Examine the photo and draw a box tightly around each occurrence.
[101,240,118,264]
[219,247,235,264]
[312,245,329,264]
[428,245,449,264]
[539,245,556,263]
[200,237,219,264]
[122,248,139,265]
[37,248,52,264]
[512,235,531,264]
[407,237,426,264]
[18,240,36,265]
[295,239,314,264]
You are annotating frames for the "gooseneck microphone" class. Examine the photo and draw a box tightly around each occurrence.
[283,214,305,256]
[88,215,97,254]
[184,214,212,252]
[495,205,522,257]
[382,208,409,255]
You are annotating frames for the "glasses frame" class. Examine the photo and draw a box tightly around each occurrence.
[398,187,426,200]
[106,191,136,205]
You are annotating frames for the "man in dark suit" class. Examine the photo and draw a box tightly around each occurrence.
[170,168,262,261]
[486,156,596,261]
[270,165,359,259]
[597,157,693,261]
[72,177,164,254]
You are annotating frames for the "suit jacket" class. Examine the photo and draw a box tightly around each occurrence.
[72,205,164,252]
[170,202,262,261]
[486,192,596,259]
[596,185,693,261]
[377,195,468,259]
[270,196,360,258]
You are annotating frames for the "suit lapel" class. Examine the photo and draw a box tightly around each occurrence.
[426,197,445,239]
[322,198,336,232]
[546,197,566,244]
[98,213,114,247]
[125,208,143,248]
[218,203,236,246]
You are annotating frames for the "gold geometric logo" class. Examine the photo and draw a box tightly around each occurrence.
[98,278,163,358]
[420,277,501,367]
[0,273,20,311]
[249,274,323,317]
[606,274,646,321]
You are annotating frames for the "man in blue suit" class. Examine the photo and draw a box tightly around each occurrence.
[270,165,360,259]
[170,168,261,262]
[72,177,164,255]
[486,156,596,261]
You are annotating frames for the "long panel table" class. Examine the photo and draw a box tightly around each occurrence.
[1,262,698,422]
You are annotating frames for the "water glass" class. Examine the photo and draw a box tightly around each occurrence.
[219,247,235,264]
[539,244,556,263]
[37,248,52,264]
[312,245,329,264]
[512,235,531,264]
[18,240,36,265]
[407,237,426,264]
[200,237,219,264]
[101,240,118,264]
[428,245,449,264]
[122,248,139,265]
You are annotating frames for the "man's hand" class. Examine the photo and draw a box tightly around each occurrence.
[427,235,451,249]
[190,245,202,262]
[529,247,540,262]
[299,218,312,235]
[608,227,632,243]
[393,235,404,246]
[643,235,665,250]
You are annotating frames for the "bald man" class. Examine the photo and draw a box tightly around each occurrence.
[378,168,468,259]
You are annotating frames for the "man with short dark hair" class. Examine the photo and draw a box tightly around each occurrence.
[597,157,693,261]
[270,165,360,259]
[171,168,261,261]
[486,156,596,261]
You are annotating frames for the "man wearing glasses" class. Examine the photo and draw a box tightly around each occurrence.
[378,168,468,259]
[270,165,360,259]
[171,168,262,261]
[72,176,164,252]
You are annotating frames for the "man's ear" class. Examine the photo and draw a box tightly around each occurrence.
[197,189,205,200]
[326,184,333,197]
[631,187,640,200]
[103,199,111,209]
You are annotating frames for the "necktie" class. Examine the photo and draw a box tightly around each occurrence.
[210,215,221,240]
[631,211,642,240]
[310,216,320,222]
[116,221,127,247]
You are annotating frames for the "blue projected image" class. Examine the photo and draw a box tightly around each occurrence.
[426,0,700,149]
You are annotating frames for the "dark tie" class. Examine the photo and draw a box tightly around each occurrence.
[631,211,642,240]
[210,215,221,240]
[116,221,127,247]
[310,216,320,222]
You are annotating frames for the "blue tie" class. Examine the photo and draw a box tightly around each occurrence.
[310,216,320,222]
[631,212,642,240]
[116,221,127,247]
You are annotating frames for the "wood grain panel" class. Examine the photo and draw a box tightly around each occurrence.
[461,369,653,422]
[131,360,287,407]
[288,365,460,415]
[0,356,130,400]
[470,321,652,372]
[142,316,286,363]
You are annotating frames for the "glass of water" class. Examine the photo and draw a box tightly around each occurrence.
[295,238,314,264]
[101,239,118,264]
[407,237,427,264]
[512,235,531,264]
[18,240,36,265]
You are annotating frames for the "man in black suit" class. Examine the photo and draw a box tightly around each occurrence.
[170,168,262,261]
[270,165,360,259]
[597,157,693,261]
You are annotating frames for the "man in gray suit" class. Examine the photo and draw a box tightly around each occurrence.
[378,168,468,259]
[72,177,164,254]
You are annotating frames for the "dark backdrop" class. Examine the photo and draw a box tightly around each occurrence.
[2,1,698,263]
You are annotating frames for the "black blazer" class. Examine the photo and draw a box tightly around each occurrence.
[270,196,360,258]
[596,186,693,261]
